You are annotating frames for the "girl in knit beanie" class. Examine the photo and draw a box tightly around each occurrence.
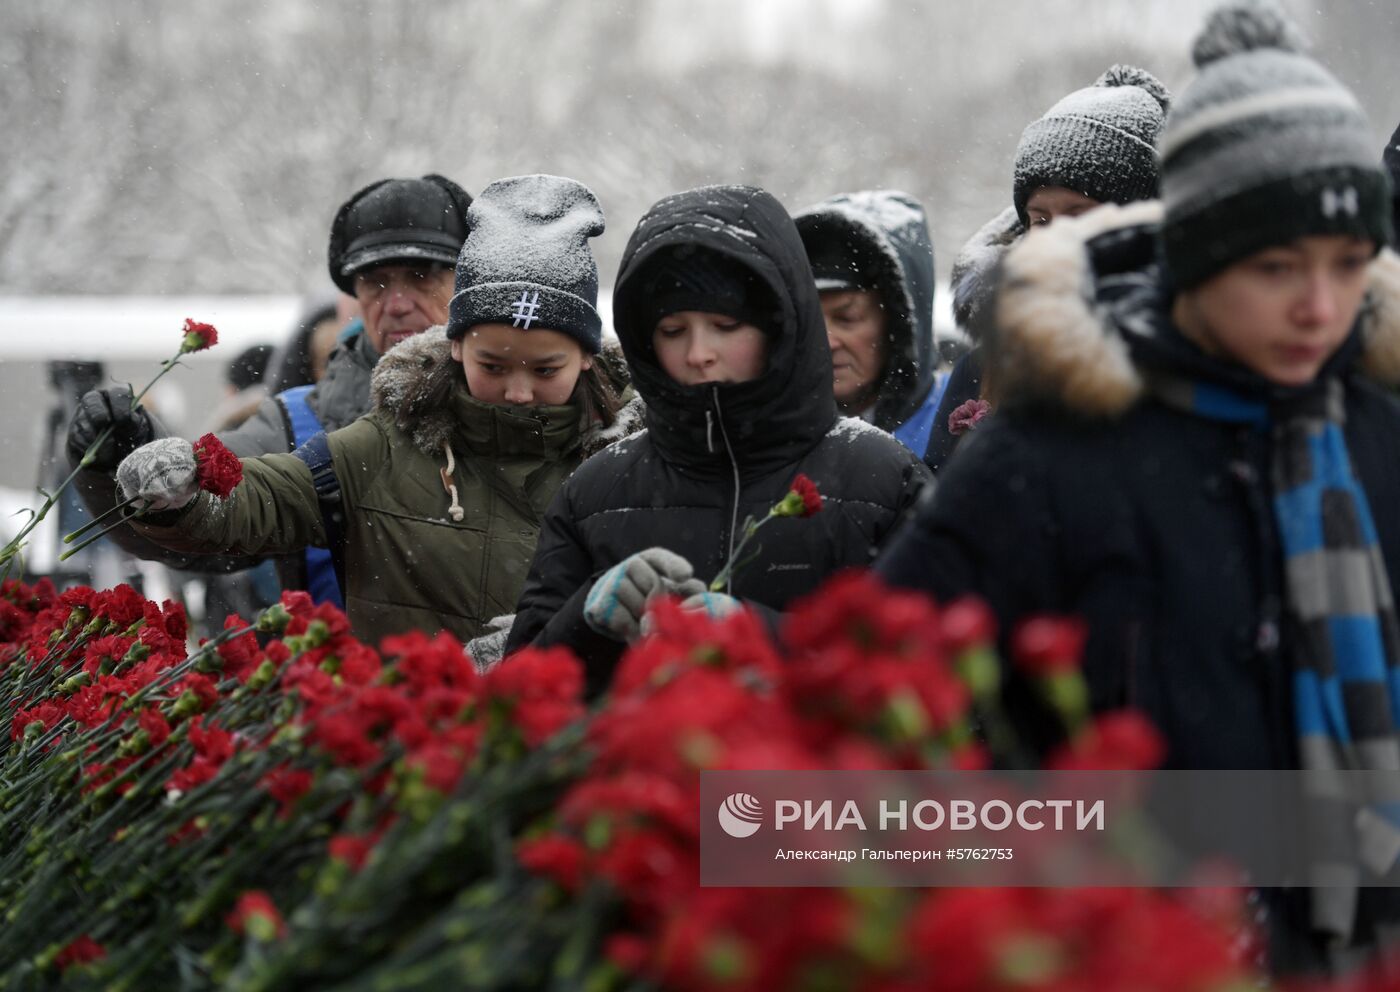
[879,1,1400,973]
[109,175,640,652]
[926,64,1171,471]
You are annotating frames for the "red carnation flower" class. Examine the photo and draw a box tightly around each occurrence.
[948,398,990,436]
[1049,710,1166,770]
[192,433,243,499]
[940,597,997,654]
[226,890,287,941]
[774,473,823,518]
[54,935,106,970]
[791,473,822,516]
[1012,615,1088,676]
[180,318,218,353]
[517,834,587,893]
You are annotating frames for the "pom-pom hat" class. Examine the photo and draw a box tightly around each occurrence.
[1012,65,1171,224]
[1160,0,1394,288]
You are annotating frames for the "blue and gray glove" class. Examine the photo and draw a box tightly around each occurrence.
[584,548,705,642]
[116,437,200,512]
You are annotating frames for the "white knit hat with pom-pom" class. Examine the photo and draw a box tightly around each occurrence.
[1160,0,1393,287]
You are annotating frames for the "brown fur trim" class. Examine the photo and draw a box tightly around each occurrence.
[993,202,1161,417]
[369,326,458,455]
[1359,248,1400,386]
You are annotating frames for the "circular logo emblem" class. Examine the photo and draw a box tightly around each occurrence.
[717,792,764,838]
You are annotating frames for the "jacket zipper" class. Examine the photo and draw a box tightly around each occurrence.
[710,387,743,595]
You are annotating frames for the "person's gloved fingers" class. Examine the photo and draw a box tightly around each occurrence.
[116,438,198,511]
[679,592,743,619]
[635,547,694,583]
[70,386,153,470]
[612,575,652,629]
[68,389,119,466]
[671,577,708,600]
[585,562,643,639]
[622,554,670,601]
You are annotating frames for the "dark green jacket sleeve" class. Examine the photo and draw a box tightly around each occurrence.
[131,450,328,558]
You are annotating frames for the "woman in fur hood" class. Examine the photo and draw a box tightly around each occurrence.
[879,1,1400,972]
[113,175,640,647]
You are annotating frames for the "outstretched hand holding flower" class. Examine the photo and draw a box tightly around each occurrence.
[62,434,243,560]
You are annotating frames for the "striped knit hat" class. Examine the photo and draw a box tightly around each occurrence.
[1012,65,1170,225]
[1160,0,1394,288]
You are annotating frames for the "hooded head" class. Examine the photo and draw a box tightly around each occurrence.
[613,185,837,480]
[795,191,937,431]
[1013,65,1170,226]
[1160,0,1393,288]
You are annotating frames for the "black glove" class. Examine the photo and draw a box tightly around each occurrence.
[66,385,157,472]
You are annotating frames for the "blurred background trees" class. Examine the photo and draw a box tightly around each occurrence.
[1,0,1396,294]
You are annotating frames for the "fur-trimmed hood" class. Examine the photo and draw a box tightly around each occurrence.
[990,200,1400,417]
[369,326,643,457]
[949,204,1024,344]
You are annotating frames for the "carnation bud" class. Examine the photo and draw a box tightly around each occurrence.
[247,659,278,691]
[255,603,292,635]
[170,689,205,719]
[192,649,224,675]
[57,671,90,695]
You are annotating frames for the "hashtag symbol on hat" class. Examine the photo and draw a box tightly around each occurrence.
[511,290,541,329]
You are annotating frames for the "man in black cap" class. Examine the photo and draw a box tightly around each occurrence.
[66,175,472,604]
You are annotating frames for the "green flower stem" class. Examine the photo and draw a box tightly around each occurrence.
[709,512,774,593]
[63,494,144,544]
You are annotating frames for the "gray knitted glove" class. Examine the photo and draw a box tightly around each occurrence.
[116,437,200,512]
[639,590,743,638]
[584,548,705,642]
[466,614,515,674]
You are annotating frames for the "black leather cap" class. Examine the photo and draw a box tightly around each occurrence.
[327,175,472,294]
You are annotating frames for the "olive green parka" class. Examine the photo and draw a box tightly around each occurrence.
[134,328,641,645]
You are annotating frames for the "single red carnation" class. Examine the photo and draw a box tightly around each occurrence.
[940,597,997,654]
[791,473,822,516]
[328,830,383,871]
[180,318,218,353]
[54,935,106,970]
[192,433,243,499]
[773,473,823,518]
[517,833,587,893]
[1012,615,1088,676]
[226,890,287,940]
[1049,710,1166,770]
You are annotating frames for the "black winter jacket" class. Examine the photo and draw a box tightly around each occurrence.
[878,201,1400,773]
[507,185,930,692]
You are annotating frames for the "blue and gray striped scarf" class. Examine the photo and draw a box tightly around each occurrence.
[1154,374,1400,942]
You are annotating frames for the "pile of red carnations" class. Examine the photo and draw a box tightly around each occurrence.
[0,571,1389,990]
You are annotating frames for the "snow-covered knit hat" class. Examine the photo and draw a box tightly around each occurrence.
[446,175,605,353]
[328,175,473,295]
[1012,65,1170,224]
[1160,0,1394,288]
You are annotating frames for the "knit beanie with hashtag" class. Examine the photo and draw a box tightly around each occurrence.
[446,174,606,353]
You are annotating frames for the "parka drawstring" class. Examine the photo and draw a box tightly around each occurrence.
[710,387,743,595]
[440,442,465,522]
